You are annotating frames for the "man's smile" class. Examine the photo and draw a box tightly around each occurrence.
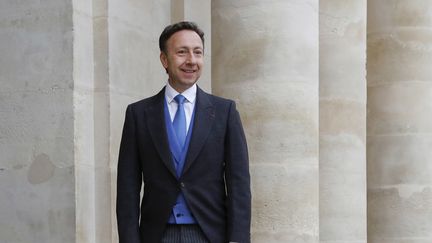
[181,69,197,73]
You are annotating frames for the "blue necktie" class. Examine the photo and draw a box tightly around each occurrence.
[173,95,187,148]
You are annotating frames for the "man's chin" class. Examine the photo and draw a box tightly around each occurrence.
[180,79,199,86]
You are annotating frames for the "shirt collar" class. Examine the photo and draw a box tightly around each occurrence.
[165,81,197,104]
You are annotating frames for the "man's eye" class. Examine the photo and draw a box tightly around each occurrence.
[194,51,203,55]
[177,50,186,55]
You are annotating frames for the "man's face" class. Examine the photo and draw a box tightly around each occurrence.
[160,30,204,93]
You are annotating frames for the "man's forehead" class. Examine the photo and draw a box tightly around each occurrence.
[168,30,203,46]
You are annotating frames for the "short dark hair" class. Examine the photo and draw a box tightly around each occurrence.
[159,21,205,53]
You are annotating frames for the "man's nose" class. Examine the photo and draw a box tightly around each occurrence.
[186,52,196,64]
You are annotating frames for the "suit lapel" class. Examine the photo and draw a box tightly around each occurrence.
[146,88,177,178]
[182,88,215,175]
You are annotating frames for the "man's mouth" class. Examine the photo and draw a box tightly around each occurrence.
[182,69,196,73]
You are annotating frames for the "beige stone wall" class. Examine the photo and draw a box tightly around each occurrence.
[319,1,367,242]
[0,0,76,242]
[212,1,319,242]
[2,1,432,242]
[367,0,432,242]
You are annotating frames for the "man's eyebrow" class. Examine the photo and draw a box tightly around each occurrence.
[175,45,202,48]
[174,46,203,51]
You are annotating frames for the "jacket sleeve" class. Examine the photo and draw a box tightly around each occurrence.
[224,101,251,243]
[116,105,142,243]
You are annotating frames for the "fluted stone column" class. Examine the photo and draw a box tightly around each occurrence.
[212,1,319,242]
[319,1,367,243]
[367,1,432,242]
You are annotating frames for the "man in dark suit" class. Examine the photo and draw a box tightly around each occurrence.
[116,21,251,243]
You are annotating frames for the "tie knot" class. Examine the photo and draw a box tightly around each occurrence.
[174,95,186,105]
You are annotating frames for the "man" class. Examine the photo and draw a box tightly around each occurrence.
[116,21,251,243]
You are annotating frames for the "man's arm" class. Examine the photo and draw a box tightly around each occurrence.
[225,101,251,243]
[116,105,142,243]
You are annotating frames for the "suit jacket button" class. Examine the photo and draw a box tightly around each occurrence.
[180,182,185,188]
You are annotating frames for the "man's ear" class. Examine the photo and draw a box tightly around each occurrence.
[160,52,168,69]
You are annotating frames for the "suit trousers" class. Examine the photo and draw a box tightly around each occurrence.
[161,224,209,243]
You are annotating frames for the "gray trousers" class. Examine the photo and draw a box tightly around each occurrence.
[161,224,209,243]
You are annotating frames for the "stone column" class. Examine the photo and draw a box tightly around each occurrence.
[73,0,96,240]
[212,1,319,242]
[367,1,432,242]
[108,0,171,242]
[92,0,113,242]
[319,1,367,243]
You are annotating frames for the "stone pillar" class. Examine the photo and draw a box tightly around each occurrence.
[73,0,96,240]
[319,1,367,243]
[170,0,211,92]
[108,0,171,242]
[0,0,75,242]
[367,1,432,242]
[92,0,113,242]
[212,1,319,242]
[73,0,116,242]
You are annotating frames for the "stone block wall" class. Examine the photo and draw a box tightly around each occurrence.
[1,0,432,242]
[0,0,75,242]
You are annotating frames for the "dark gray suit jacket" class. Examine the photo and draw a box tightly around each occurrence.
[116,87,251,243]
